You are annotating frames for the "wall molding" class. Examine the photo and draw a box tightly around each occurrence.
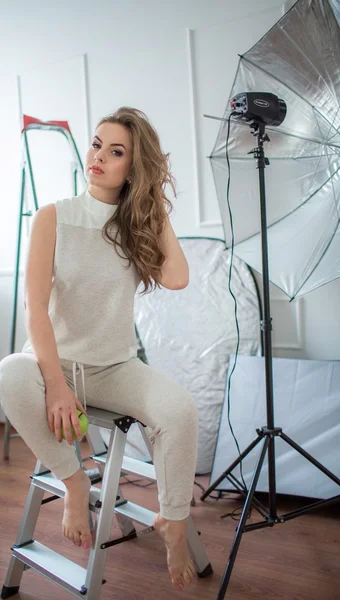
[1,54,92,279]
[81,53,92,149]
[16,52,91,185]
[186,27,223,229]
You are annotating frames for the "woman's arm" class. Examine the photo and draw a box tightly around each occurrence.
[158,214,189,290]
[24,205,85,444]
[24,204,65,388]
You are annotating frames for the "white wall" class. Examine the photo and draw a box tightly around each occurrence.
[0,0,339,408]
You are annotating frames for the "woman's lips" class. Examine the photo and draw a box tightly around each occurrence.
[90,167,104,174]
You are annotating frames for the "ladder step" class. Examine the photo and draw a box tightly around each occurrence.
[11,541,92,598]
[93,455,156,482]
[115,500,156,528]
[32,473,101,511]
[32,473,155,528]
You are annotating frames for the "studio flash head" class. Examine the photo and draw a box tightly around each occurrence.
[231,92,287,126]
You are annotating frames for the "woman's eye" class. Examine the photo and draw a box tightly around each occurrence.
[91,143,122,156]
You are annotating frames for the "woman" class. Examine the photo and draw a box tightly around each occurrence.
[0,107,199,592]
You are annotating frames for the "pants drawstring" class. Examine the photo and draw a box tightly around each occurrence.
[72,361,87,411]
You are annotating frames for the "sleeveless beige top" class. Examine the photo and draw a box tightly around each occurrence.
[22,188,142,366]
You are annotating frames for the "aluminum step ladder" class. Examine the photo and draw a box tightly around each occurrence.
[1,406,213,599]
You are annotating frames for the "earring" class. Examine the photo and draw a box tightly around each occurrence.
[127,179,131,184]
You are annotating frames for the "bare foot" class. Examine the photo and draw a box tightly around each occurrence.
[62,469,92,549]
[153,513,197,591]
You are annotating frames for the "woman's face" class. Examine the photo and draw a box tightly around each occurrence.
[85,122,133,191]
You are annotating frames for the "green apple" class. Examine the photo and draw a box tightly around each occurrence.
[61,409,88,441]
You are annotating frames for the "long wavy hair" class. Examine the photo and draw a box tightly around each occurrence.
[91,107,177,295]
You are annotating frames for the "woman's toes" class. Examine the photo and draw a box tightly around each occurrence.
[188,560,197,578]
[173,578,184,590]
[183,571,192,585]
[80,533,92,549]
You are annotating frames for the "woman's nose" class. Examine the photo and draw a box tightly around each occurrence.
[94,149,104,161]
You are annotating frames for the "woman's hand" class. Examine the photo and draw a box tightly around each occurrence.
[45,381,87,445]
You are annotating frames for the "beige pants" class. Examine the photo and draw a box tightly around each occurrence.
[0,352,199,520]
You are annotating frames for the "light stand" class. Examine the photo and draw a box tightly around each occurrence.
[201,119,340,600]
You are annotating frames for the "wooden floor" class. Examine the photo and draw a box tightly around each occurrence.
[0,424,339,600]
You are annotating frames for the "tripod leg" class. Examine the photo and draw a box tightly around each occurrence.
[267,436,278,520]
[201,435,263,500]
[279,432,340,486]
[217,435,270,600]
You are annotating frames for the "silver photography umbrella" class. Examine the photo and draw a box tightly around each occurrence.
[209,0,340,300]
